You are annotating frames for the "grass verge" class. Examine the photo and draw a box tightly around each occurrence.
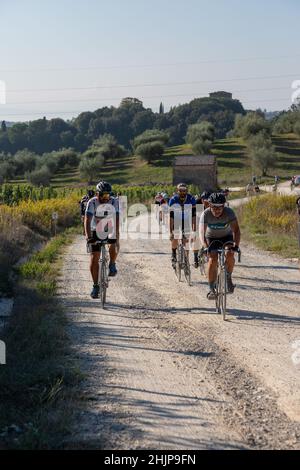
[238,194,299,259]
[0,227,84,449]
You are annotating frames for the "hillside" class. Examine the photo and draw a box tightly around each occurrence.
[49,134,300,189]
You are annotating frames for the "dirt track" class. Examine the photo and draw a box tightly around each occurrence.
[58,214,300,450]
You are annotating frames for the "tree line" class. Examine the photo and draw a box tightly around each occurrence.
[0,95,245,155]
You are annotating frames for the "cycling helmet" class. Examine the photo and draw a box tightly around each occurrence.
[177,183,187,191]
[208,192,226,205]
[96,180,112,195]
[162,192,168,199]
[200,191,211,200]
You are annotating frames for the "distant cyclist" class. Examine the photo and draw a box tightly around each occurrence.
[199,191,211,209]
[79,189,95,232]
[85,181,120,299]
[169,183,197,268]
[160,192,169,225]
[80,189,95,221]
[199,192,241,300]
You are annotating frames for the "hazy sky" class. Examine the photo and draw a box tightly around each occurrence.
[0,0,299,121]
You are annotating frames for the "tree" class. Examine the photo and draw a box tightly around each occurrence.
[247,132,276,176]
[135,141,165,163]
[132,129,169,151]
[159,102,164,114]
[13,150,38,175]
[233,112,270,139]
[79,155,104,184]
[1,121,7,132]
[92,134,126,160]
[25,166,52,186]
[185,121,215,154]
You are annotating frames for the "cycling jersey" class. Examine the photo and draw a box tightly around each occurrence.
[200,207,237,239]
[86,196,119,232]
[169,193,196,232]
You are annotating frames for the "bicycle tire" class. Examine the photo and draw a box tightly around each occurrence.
[184,251,191,285]
[215,274,220,314]
[199,255,206,276]
[98,245,108,308]
[175,245,182,282]
[220,267,227,320]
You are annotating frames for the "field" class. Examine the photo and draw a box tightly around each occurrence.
[47,134,300,190]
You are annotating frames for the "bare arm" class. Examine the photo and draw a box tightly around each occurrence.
[84,214,93,239]
[230,219,241,246]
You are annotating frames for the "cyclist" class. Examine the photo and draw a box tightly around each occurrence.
[169,183,197,268]
[85,181,120,299]
[79,189,95,223]
[296,196,300,217]
[199,191,211,209]
[199,192,241,300]
[160,192,169,225]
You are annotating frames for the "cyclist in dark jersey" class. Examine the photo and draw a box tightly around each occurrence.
[169,183,197,267]
[200,192,241,300]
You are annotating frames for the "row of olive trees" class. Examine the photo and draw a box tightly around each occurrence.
[0,148,79,186]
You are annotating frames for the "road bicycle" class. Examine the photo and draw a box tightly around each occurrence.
[205,241,241,320]
[88,238,116,308]
[198,247,208,276]
[174,231,191,285]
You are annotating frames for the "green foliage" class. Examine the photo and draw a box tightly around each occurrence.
[25,166,52,187]
[133,129,169,150]
[79,154,104,183]
[0,184,58,205]
[135,141,165,163]
[233,112,271,139]
[185,121,215,154]
[247,132,277,176]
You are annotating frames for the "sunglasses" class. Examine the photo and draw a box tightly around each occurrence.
[99,192,110,200]
[211,204,224,209]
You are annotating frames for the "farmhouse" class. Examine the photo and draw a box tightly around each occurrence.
[173,155,217,191]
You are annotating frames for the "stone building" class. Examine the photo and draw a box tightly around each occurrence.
[209,91,232,99]
[173,155,217,191]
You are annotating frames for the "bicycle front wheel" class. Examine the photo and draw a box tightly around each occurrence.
[99,246,108,308]
[184,251,191,286]
[219,268,227,320]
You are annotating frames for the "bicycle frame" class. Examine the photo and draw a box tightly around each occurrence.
[207,240,241,320]
[175,232,191,285]
[88,239,115,308]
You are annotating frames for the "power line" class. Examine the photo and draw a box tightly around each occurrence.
[1,53,299,73]
[3,86,292,106]
[6,72,300,94]
[0,97,292,118]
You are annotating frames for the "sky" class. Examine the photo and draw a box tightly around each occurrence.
[0,0,300,121]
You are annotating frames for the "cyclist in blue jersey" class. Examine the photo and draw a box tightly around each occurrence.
[169,183,197,268]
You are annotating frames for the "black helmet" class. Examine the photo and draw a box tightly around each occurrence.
[88,189,95,199]
[96,180,112,195]
[208,192,226,205]
[200,191,211,200]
